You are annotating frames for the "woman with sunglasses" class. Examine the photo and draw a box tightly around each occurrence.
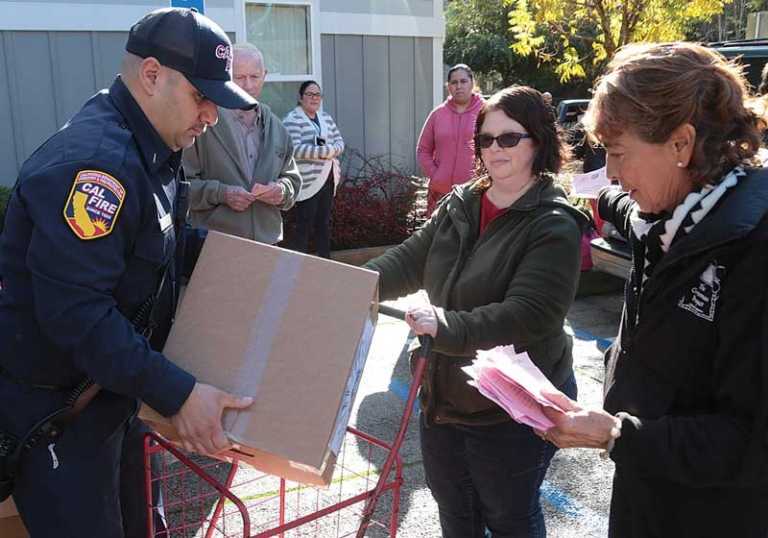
[283,80,345,258]
[417,64,485,214]
[365,86,587,537]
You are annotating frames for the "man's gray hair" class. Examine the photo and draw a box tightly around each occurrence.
[233,42,266,70]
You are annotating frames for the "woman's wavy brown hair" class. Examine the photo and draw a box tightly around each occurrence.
[472,85,569,189]
[583,42,766,186]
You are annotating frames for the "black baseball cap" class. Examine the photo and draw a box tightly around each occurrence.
[126,7,256,110]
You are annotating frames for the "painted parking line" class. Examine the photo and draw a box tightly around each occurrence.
[572,328,614,352]
[540,480,582,517]
[388,378,420,414]
[541,480,609,534]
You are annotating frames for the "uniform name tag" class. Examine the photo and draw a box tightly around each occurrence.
[63,170,126,240]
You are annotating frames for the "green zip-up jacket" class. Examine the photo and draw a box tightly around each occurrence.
[365,178,588,426]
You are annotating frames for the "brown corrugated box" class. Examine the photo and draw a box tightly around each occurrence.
[140,231,379,485]
[0,499,28,538]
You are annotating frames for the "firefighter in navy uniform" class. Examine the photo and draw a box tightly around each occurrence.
[0,8,255,537]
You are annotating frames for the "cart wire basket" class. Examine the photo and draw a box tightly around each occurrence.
[144,305,429,538]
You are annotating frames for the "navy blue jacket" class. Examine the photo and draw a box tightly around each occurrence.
[0,77,195,420]
[598,168,768,537]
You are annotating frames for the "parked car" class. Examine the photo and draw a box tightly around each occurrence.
[590,224,632,279]
[557,98,607,173]
[556,99,590,136]
[709,39,768,90]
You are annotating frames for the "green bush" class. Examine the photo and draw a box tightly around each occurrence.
[0,184,12,234]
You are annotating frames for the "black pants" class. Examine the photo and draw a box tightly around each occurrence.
[292,175,333,258]
[420,374,577,538]
[11,393,165,538]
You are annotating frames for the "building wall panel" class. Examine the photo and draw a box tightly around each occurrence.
[362,35,390,166]
[0,21,438,184]
[388,37,416,173]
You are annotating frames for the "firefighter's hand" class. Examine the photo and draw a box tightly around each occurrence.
[171,382,253,456]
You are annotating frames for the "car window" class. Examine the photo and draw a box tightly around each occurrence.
[710,41,768,90]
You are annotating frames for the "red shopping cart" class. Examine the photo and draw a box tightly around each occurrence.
[144,305,429,538]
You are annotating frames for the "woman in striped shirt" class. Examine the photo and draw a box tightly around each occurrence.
[283,81,345,258]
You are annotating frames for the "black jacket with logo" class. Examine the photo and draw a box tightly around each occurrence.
[597,168,768,538]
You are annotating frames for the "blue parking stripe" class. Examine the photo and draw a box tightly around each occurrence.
[388,378,420,414]
[540,480,582,517]
[573,328,614,351]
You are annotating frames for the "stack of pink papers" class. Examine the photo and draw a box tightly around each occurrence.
[462,345,568,430]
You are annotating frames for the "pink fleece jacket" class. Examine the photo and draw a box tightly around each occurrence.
[417,93,485,195]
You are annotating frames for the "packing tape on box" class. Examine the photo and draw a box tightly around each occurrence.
[225,252,303,432]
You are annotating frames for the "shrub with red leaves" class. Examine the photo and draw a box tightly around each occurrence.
[282,151,427,251]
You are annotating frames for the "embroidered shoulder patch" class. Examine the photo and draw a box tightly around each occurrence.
[677,262,725,322]
[63,170,126,240]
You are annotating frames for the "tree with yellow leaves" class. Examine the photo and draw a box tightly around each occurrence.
[509,0,732,82]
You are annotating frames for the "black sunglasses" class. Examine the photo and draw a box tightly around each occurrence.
[475,131,531,149]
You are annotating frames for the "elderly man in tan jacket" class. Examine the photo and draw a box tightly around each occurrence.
[183,43,301,244]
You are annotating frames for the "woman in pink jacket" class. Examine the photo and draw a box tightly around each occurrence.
[417,64,485,213]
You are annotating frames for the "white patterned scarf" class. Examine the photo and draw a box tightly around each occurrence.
[629,167,744,290]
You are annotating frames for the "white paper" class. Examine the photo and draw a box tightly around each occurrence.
[571,166,609,199]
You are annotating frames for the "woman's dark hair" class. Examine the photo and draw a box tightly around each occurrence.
[584,42,766,186]
[299,80,320,97]
[447,64,474,82]
[473,85,568,183]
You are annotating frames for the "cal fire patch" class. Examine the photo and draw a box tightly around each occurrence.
[63,170,126,240]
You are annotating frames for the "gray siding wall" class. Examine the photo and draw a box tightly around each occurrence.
[320,0,434,17]
[0,30,127,186]
[321,34,433,175]
[0,27,436,185]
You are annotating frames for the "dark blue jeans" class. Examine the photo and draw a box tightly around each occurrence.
[420,374,577,538]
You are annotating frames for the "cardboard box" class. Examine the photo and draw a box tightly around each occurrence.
[0,499,28,538]
[0,499,18,519]
[141,231,378,486]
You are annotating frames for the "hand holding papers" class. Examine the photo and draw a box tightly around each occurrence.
[461,345,572,431]
[463,346,625,450]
